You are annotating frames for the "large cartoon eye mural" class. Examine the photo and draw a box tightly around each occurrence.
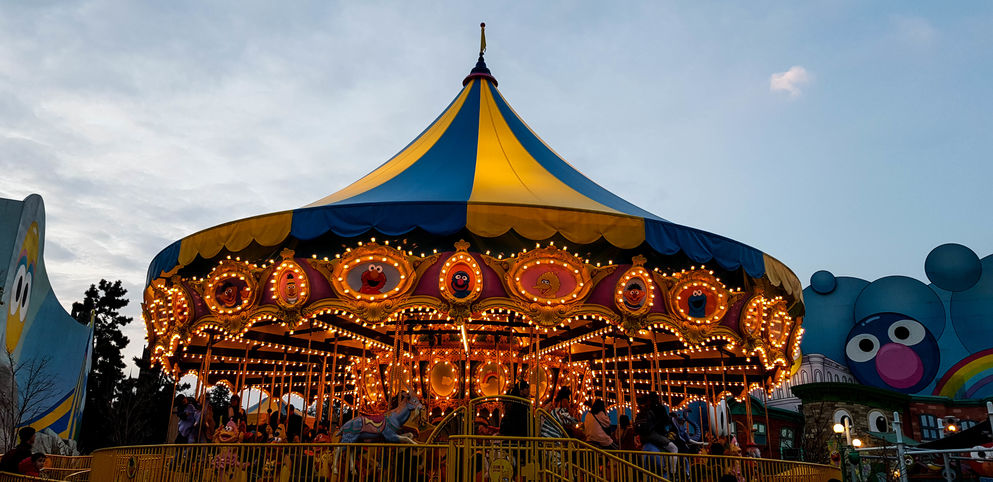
[6,222,39,353]
[204,261,257,315]
[439,252,483,304]
[844,313,939,393]
[475,362,509,397]
[270,259,310,310]
[331,244,416,301]
[667,270,731,324]
[614,265,654,317]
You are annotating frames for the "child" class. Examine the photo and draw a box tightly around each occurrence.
[616,414,638,450]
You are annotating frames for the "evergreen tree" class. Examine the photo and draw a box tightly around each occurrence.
[71,280,132,451]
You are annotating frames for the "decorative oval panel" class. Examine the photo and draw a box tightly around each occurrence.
[475,362,509,397]
[614,265,655,317]
[667,270,731,324]
[740,295,767,339]
[439,252,483,304]
[765,297,794,348]
[270,259,310,310]
[429,361,459,398]
[507,247,593,305]
[525,366,551,401]
[330,244,416,301]
[204,261,257,315]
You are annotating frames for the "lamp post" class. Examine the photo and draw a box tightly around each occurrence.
[833,423,848,482]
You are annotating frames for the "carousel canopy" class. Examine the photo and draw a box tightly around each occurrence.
[147,56,794,295]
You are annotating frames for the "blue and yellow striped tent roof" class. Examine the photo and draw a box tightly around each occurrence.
[148,57,800,296]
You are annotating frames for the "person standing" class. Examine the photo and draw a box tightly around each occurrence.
[583,399,616,449]
[0,427,35,472]
[541,386,578,438]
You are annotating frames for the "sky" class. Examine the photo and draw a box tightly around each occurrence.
[2,2,992,375]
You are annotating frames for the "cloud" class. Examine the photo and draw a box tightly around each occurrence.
[892,16,936,47]
[769,66,811,98]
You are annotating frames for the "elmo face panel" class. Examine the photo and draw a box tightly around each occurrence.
[844,312,940,393]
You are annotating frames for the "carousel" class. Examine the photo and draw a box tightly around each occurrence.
[143,32,805,442]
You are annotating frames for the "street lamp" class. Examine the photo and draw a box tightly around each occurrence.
[852,438,862,448]
[832,423,850,482]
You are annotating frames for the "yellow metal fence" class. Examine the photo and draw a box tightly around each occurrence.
[2,439,840,481]
[611,450,841,482]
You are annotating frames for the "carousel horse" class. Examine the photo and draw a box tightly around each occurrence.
[332,390,424,475]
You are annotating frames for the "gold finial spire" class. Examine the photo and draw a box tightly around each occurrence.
[479,22,486,56]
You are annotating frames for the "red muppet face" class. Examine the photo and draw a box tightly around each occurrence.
[360,264,387,294]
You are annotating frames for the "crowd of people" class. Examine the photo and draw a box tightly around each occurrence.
[173,393,338,445]
[0,427,48,477]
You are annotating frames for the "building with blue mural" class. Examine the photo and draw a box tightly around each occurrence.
[0,194,93,449]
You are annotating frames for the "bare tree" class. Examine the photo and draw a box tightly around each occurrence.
[799,401,835,464]
[0,349,59,452]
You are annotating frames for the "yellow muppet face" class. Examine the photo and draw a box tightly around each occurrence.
[6,222,39,353]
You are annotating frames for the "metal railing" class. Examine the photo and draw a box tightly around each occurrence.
[610,450,842,482]
[449,435,669,482]
[47,437,841,482]
[89,442,447,481]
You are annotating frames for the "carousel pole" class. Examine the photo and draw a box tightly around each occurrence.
[719,350,733,440]
[666,370,673,408]
[763,377,772,457]
[600,336,608,403]
[198,332,215,442]
[361,341,368,412]
[612,339,623,413]
[626,340,637,417]
[650,328,663,391]
[237,344,250,395]
[286,370,295,437]
[166,371,178,443]
[269,359,278,422]
[742,372,754,446]
[303,322,314,441]
[327,338,339,425]
[279,343,289,417]
[315,355,327,428]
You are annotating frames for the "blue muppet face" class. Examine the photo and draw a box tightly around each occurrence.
[844,312,940,393]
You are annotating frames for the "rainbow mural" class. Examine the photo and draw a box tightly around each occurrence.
[1,194,93,440]
[799,243,993,400]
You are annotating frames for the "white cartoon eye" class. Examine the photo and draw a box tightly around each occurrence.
[374,265,383,273]
[888,319,926,346]
[368,265,376,272]
[9,263,31,321]
[867,410,888,432]
[846,333,880,363]
[692,290,703,296]
[19,271,31,318]
[970,446,993,461]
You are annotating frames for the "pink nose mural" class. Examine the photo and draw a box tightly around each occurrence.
[875,343,924,389]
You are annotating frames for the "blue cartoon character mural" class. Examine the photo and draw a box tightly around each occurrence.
[799,243,993,400]
[0,194,94,442]
[844,313,940,393]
